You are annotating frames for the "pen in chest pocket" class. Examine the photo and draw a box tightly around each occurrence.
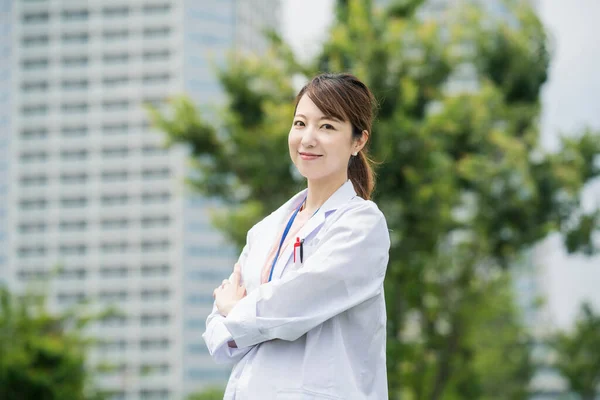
[293,237,305,264]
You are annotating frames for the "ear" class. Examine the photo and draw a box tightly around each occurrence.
[354,130,369,153]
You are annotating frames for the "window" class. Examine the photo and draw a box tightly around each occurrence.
[62,9,89,21]
[140,288,169,301]
[143,4,171,15]
[98,290,128,302]
[143,49,170,62]
[59,220,87,231]
[18,269,50,281]
[141,239,169,252]
[58,268,87,279]
[59,244,86,255]
[139,389,170,400]
[22,104,48,116]
[187,269,223,281]
[140,314,170,327]
[18,245,47,257]
[61,126,88,137]
[142,145,167,155]
[140,338,169,350]
[20,151,48,163]
[102,122,128,135]
[22,12,49,24]
[21,81,49,93]
[99,315,127,327]
[139,363,169,376]
[57,292,86,305]
[61,102,88,113]
[103,76,129,87]
[141,216,170,228]
[186,318,204,329]
[186,294,214,305]
[60,149,88,161]
[97,339,127,351]
[101,241,129,253]
[142,73,170,84]
[21,128,48,140]
[141,264,170,277]
[102,100,129,111]
[19,221,47,233]
[101,193,129,206]
[22,58,49,70]
[102,7,129,18]
[99,265,129,277]
[143,27,170,38]
[62,56,88,67]
[141,192,170,204]
[22,35,49,47]
[62,79,88,91]
[141,167,170,180]
[20,174,48,187]
[19,198,47,211]
[60,196,87,208]
[60,172,87,184]
[103,53,128,64]
[101,146,129,158]
[103,29,129,41]
[186,344,208,354]
[101,170,128,182]
[101,218,129,230]
[62,32,89,44]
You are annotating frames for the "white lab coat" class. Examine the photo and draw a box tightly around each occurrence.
[202,180,390,399]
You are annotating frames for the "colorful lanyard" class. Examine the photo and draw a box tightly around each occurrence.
[267,197,320,282]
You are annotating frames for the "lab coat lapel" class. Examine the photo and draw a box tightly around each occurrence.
[273,180,357,279]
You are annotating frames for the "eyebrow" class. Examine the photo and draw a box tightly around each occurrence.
[295,113,342,122]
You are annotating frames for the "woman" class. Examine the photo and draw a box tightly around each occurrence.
[202,73,390,399]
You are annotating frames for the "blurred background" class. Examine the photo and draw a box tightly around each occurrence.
[0,0,599,400]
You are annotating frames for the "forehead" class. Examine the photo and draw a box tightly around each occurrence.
[295,94,324,116]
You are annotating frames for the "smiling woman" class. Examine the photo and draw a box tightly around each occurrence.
[203,73,390,400]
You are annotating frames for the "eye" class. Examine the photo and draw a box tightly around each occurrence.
[321,123,335,130]
[293,120,305,127]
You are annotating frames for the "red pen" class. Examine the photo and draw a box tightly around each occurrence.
[293,237,301,263]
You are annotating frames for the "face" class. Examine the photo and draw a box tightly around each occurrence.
[289,94,366,183]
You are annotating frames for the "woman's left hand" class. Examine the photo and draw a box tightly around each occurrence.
[213,263,247,317]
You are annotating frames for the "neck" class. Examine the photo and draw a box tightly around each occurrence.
[303,174,347,215]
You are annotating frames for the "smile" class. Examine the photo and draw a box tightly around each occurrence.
[299,152,322,160]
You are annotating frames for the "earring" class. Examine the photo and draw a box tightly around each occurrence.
[352,151,358,156]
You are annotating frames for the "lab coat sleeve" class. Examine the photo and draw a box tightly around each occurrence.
[223,202,390,348]
[202,228,256,364]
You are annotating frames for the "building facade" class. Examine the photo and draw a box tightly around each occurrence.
[5,0,280,399]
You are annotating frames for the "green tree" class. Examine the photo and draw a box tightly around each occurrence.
[0,285,108,400]
[552,303,600,400]
[187,386,226,400]
[148,0,600,398]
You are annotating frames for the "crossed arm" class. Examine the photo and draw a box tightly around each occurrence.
[202,203,390,364]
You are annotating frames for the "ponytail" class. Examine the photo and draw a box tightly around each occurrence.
[348,151,375,200]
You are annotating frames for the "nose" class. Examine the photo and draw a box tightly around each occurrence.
[300,125,318,148]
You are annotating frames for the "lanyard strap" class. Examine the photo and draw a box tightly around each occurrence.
[268,198,320,282]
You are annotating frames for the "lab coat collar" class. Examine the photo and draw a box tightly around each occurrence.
[272,180,357,279]
[285,179,358,217]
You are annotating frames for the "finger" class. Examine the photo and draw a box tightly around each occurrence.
[221,279,229,286]
[232,263,241,286]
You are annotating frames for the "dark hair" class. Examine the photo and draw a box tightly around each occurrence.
[294,73,377,200]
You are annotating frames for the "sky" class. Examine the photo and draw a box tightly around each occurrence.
[282,0,600,329]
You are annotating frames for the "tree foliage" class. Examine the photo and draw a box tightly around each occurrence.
[551,303,600,400]
[148,0,600,398]
[0,285,107,400]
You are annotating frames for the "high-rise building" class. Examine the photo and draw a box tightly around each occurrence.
[0,0,11,286]
[4,1,280,399]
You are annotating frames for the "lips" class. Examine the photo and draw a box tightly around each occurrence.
[299,152,322,160]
